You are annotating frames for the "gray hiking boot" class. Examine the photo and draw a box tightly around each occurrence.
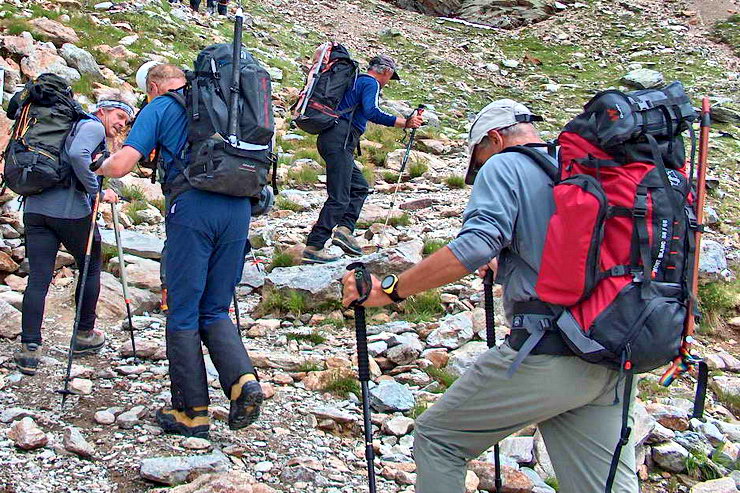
[73,329,106,356]
[302,246,340,265]
[332,226,362,256]
[14,343,41,376]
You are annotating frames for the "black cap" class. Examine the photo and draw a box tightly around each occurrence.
[369,54,400,80]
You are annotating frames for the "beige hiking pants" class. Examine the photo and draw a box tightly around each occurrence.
[414,343,639,493]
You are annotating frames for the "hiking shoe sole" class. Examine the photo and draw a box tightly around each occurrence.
[332,236,362,256]
[155,410,210,439]
[229,381,264,430]
[301,254,340,265]
[72,341,105,357]
[15,361,38,376]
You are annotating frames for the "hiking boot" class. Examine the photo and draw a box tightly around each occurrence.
[229,374,263,430]
[332,226,362,256]
[14,343,41,376]
[156,406,210,438]
[73,329,106,356]
[302,246,340,265]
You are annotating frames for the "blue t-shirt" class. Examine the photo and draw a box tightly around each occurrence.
[336,74,397,134]
[124,94,187,184]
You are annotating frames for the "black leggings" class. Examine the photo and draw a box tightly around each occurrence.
[21,213,102,344]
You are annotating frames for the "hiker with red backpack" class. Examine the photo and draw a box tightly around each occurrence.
[93,8,274,438]
[294,50,423,264]
[342,88,705,492]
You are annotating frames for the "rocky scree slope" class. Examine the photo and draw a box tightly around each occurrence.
[0,0,738,492]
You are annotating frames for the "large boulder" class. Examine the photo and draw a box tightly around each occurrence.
[0,57,22,88]
[689,477,738,493]
[100,229,164,260]
[29,17,80,46]
[621,69,665,90]
[1,32,35,57]
[59,43,104,80]
[699,239,728,280]
[369,380,415,412]
[109,255,162,293]
[446,341,488,378]
[161,471,277,492]
[96,272,159,319]
[20,42,80,82]
[426,311,474,349]
[264,240,422,302]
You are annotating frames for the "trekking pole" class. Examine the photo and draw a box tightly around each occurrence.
[346,261,377,493]
[226,0,244,148]
[483,269,503,492]
[233,292,241,334]
[111,203,137,362]
[380,105,425,244]
[57,193,101,409]
[659,98,711,418]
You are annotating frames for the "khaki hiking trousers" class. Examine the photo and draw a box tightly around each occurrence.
[414,343,639,493]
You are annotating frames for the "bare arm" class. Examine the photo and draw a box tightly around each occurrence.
[97,146,143,178]
[342,246,470,308]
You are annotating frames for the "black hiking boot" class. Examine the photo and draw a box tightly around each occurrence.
[73,329,106,356]
[302,246,340,265]
[14,343,41,376]
[332,226,362,256]
[229,374,263,430]
[156,406,210,438]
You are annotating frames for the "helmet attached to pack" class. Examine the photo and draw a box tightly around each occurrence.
[136,61,163,94]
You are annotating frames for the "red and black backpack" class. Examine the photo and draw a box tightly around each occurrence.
[508,82,700,492]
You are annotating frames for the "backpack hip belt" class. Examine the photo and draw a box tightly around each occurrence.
[507,301,574,373]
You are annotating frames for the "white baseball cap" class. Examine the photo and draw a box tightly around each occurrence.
[465,99,542,184]
[136,61,162,92]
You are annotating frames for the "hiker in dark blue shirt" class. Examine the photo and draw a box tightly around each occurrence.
[302,54,423,264]
[95,64,263,439]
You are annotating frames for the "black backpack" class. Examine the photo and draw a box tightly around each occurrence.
[292,42,359,135]
[164,43,276,198]
[2,74,87,196]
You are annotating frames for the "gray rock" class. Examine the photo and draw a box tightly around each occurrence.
[139,451,230,485]
[265,240,422,302]
[239,260,265,289]
[59,44,104,80]
[387,343,421,365]
[712,420,740,442]
[8,417,48,450]
[116,410,141,429]
[100,229,164,260]
[94,410,115,425]
[674,431,713,457]
[691,419,725,447]
[633,403,657,446]
[63,427,94,458]
[367,340,388,357]
[651,441,688,473]
[622,69,664,89]
[499,436,534,464]
[731,470,740,489]
[646,422,675,444]
[382,416,415,436]
[533,429,555,478]
[711,375,740,401]
[368,321,415,336]
[699,239,728,280]
[369,380,415,412]
[521,467,555,492]
[689,477,738,493]
[426,311,474,349]
[0,407,36,423]
[446,341,488,378]
[0,298,22,339]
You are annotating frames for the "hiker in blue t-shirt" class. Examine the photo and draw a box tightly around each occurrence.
[95,64,263,439]
[302,55,423,264]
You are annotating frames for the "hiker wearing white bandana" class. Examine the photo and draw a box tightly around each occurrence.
[15,94,134,376]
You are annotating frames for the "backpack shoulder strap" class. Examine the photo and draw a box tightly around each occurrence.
[499,145,559,182]
[160,90,187,108]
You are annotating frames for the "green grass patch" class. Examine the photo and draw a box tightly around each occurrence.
[637,378,670,401]
[30,5,61,19]
[267,249,296,271]
[697,280,740,333]
[124,200,149,226]
[297,361,324,373]
[713,14,740,56]
[356,212,410,230]
[120,184,146,202]
[445,175,465,189]
[149,198,166,215]
[362,163,376,186]
[544,477,559,491]
[3,18,36,37]
[276,196,304,212]
[408,160,428,179]
[71,73,96,98]
[424,366,458,390]
[286,330,327,345]
[407,401,428,419]
[293,147,322,164]
[101,244,118,268]
[714,386,740,415]
[325,375,361,398]
[686,450,723,480]
[382,171,400,183]
[286,165,319,186]
[321,316,346,329]
[257,289,307,316]
[402,290,444,323]
[249,234,268,250]
[422,238,450,256]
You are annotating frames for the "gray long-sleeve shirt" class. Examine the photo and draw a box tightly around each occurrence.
[447,147,557,319]
[24,118,105,219]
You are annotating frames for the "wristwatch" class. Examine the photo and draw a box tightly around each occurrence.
[381,274,405,303]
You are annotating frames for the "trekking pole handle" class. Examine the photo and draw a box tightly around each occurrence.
[347,262,373,382]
